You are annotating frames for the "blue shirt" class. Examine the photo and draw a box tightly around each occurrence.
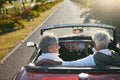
[37,53,63,62]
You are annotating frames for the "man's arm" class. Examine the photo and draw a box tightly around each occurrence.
[35,59,62,66]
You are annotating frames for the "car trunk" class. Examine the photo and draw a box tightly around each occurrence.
[17,66,120,80]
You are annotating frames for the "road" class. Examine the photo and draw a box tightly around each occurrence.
[0,0,99,80]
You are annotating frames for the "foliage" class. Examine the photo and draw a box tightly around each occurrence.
[45,3,53,10]
[32,3,51,12]
[0,0,64,60]
[22,8,32,19]
[39,4,47,12]
[0,0,17,8]
[36,0,46,3]
[7,0,17,4]
[0,19,24,32]
[32,4,40,11]
[0,0,63,33]
[31,10,40,17]
[0,0,6,9]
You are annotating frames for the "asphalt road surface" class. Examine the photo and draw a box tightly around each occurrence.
[0,0,99,80]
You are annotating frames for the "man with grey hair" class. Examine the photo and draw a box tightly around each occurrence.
[92,31,110,50]
[36,33,63,63]
[35,31,120,67]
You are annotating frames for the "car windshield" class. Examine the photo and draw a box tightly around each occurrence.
[43,26,114,40]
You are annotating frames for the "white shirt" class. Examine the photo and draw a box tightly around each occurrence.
[37,53,63,62]
[62,49,111,66]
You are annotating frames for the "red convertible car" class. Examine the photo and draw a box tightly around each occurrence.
[13,23,120,80]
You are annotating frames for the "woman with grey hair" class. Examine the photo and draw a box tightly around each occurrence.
[35,31,120,67]
[36,33,63,63]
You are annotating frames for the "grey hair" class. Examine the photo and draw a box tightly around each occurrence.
[39,33,58,53]
[92,30,110,49]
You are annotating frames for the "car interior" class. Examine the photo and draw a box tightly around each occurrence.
[58,36,94,61]
[34,35,120,62]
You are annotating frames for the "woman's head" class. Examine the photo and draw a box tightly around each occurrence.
[39,33,59,53]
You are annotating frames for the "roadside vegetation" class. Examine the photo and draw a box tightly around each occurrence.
[0,0,63,60]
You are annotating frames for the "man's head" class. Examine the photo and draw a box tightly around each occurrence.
[39,33,60,53]
[92,30,110,50]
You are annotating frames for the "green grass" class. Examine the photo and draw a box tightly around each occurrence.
[0,1,63,61]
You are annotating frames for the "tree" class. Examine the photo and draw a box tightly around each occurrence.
[0,0,6,8]
[36,0,46,4]
[0,0,17,14]
[0,0,6,14]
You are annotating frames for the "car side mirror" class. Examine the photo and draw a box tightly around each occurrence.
[27,42,38,49]
[27,42,36,47]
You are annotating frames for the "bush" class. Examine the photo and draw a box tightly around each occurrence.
[14,21,24,30]
[22,8,32,19]
[31,10,40,17]
[0,13,22,21]
[0,19,24,32]
[44,3,52,10]
[11,12,23,20]
[39,5,47,12]
[32,4,40,11]
[0,20,14,31]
